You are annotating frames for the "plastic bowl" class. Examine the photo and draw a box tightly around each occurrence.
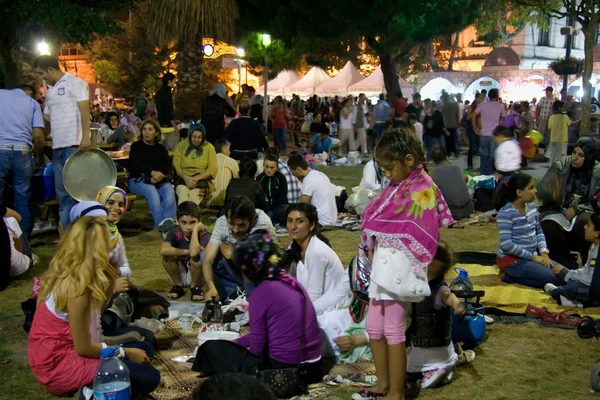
[197,331,240,347]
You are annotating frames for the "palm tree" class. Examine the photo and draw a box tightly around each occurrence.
[147,0,238,120]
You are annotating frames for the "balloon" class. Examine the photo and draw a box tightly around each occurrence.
[526,130,543,146]
[519,136,536,159]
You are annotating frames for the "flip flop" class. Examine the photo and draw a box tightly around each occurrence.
[167,285,185,299]
[191,286,205,302]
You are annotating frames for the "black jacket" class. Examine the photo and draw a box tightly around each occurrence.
[257,171,288,211]
[201,94,236,144]
[155,85,175,128]
[225,117,269,153]
[224,177,268,212]
[128,141,172,179]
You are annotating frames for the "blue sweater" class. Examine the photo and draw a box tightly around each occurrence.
[497,202,549,260]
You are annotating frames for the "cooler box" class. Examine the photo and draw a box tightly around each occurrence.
[32,163,56,201]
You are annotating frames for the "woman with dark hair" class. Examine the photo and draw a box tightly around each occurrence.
[193,230,322,386]
[104,112,127,148]
[537,137,600,269]
[128,119,177,235]
[224,157,267,211]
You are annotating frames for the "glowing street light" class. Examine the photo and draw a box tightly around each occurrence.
[37,41,50,56]
[261,34,271,47]
[202,43,214,57]
[236,48,245,58]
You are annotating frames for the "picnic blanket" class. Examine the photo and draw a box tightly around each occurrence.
[449,263,600,318]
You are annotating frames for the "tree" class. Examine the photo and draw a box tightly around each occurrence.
[518,0,599,135]
[147,0,238,119]
[237,0,484,102]
[0,0,130,88]
[93,60,120,87]
[475,1,548,46]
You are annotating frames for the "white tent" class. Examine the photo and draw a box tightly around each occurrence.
[257,70,301,97]
[349,66,415,101]
[314,61,364,97]
[284,66,331,98]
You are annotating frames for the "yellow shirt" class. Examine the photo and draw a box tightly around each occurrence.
[548,113,571,143]
[208,153,239,207]
[173,140,217,193]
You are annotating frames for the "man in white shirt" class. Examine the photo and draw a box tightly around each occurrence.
[34,56,91,229]
[287,154,337,226]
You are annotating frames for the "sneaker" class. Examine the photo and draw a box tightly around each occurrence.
[544,283,558,295]
[421,368,450,389]
[158,218,176,234]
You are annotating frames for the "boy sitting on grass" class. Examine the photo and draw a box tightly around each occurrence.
[160,201,208,301]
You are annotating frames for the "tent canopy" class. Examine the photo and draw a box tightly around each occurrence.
[349,66,414,101]
[315,61,364,97]
[257,70,301,96]
[285,66,330,97]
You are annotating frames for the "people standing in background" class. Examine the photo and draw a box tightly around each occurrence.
[408,114,423,143]
[353,94,369,156]
[339,97,355,153]
[155,72,179,152]
[269,97,291,154]
[465,95,483,170]
[0,84,46,239]
[392,90,407,116]
[202,84,237,145]
[225,104,269,160]
[547,100,574,165]
[475,88,506,175]
[442,93,460,158]
[423,99,449,161]
[405,93,423,122]
[34,55,91,230]
[134,90,148,119]
[373,94,391,149]
[457,93,465,121]
[536,87,555,149]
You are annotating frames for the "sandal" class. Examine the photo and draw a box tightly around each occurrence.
[191,286,205,302]
[167,285,185,299]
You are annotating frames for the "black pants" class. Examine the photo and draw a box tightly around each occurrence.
[541,212,592,270]
[467,128,480,168]
[192,340,322,384]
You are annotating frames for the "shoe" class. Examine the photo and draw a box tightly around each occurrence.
[541,311,581,329]
[157,218,176,234]
[525,304,546,318]
[544,283,558,295]
[421,368,450,388]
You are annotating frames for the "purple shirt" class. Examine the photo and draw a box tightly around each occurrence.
[476,101,506,136]
[235,279,322,364]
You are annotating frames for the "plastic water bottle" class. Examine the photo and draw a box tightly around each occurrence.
[101,126,110,144]
[93,347,131,400]
[450,267,473,293]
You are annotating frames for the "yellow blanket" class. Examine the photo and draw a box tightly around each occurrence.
[446,264,600,318]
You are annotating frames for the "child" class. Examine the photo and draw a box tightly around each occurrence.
[28,217,160,398]
[407,113,423,143]
[493,125,522,186]
[405,241,468,393]
[257,155,288,226]
[544,213,600,306]
[355,128,453,400]
[297,138,310,155]
[121,130,136,151]
[547,100,571,164]
[160,201,206,301]
[494,173,560,289]
[2,206,32,285]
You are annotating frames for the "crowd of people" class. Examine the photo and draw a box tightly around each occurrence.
[4,56,600,400]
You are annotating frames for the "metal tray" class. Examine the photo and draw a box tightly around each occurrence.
[63,148,117,202]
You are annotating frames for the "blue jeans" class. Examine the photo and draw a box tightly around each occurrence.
[213,256,255,300]
[273,128,287,153]
[0,148,34,237]
[551,280,589,303]
[128,179,176,227]
[467,128,480,168]
[501,258,559,289]
[479,136,496,175]
[423,135,445,160]
[372,123,387,149]
[53,147,78,229]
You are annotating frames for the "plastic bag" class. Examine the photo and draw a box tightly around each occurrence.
[467,175,495,195]
[130,317,164,333]
[344,187,371,215]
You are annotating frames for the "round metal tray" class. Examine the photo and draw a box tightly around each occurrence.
[63,148,117,202]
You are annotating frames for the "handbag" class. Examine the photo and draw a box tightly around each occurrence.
[255,290,308,398]
[370,246,430,300]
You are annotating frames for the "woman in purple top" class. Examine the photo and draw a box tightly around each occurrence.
[192,230,322,383]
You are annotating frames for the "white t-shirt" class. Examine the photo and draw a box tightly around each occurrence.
[4,217,30,277]
[295,236,350,314]
[494,139,522,173]
[413,122,424,143]
[360,160,382,191]
[339,107,354,130]
[44,73,89,149]
[301,170,338,226]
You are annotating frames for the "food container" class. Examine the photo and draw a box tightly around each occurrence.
[197,331,239,347]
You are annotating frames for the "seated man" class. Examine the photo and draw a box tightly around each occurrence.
[200,196,275,300]
[310,113,340,157]
[224,104,269,160]
[1,206,32,289]
[265,147,301,204]
[287,154,337,226]
[430,148,474,220]
[160,201,209,301]
[207,139,239,208]
[359,159,387,191]
[257,155,288,226]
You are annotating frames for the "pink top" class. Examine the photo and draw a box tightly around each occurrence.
[270,107,290,130]
[476,101,506,136]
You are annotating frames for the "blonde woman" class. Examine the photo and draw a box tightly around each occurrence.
[27,217,160,398]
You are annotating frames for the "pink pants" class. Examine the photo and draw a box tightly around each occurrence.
[365,299,407,345]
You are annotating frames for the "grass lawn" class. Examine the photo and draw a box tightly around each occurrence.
[1,165,599,399]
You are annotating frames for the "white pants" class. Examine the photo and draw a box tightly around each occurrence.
[353,128,368,154]
[547,142,568,164]
[338,128,354,153]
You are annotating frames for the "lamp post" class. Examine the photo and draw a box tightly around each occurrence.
[262,34,271,130]
[560,1,577,100]
[236,48,245,94]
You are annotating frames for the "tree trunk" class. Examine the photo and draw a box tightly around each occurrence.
[428,40,443,72]
[174,39,205,121]
[447,32,460,71]
[580,24,595,137]
[379,52,401,103]
[0,40,19,88]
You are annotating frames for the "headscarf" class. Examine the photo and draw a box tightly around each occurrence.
[104,111,120,130]
[68,201,108,225]
[96,186,128,249]
[564,137,600,208]
[185,123,206,159]
[361,166,453,268]
[233,230,304,293]
[214,84,227,99]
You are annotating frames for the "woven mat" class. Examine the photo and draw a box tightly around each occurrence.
[450,263,600,318]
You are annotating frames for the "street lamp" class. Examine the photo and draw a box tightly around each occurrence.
[235,48,245,94]
[262,34,271,130]
[37,41,50,56]
[202,43,214,57]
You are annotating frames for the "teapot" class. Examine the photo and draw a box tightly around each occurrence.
[202,297,223,324]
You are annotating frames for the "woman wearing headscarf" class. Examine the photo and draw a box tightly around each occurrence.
[173,123,217,205]
[96,186,132,278]
[104,112,127,148]
[201,84,237,144]
[538,137,600,269]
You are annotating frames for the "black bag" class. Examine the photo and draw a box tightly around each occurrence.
[255,291,308,398]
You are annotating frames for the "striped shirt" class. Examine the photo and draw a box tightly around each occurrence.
[208,153,239,207]
[496,202,549,260]
[43,73,89,149]
[279,159,301,203]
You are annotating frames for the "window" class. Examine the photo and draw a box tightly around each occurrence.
[538,17,550,46]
